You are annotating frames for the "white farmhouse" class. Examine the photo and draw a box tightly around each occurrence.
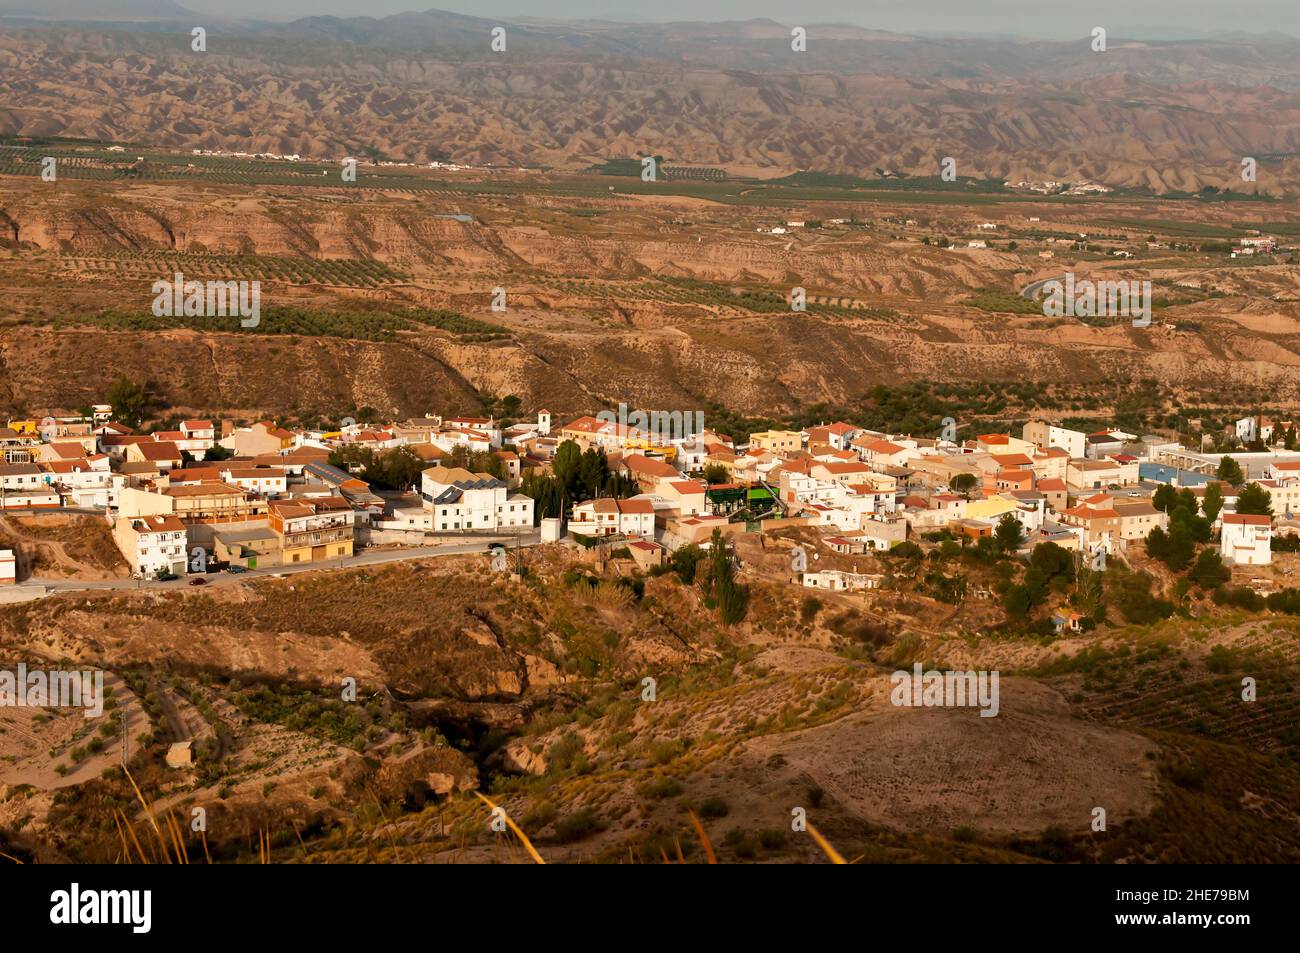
[1220,513,1272,565]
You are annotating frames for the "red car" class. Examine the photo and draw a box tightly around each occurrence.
[188,577,208,586]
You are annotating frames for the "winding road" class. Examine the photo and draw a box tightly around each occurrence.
[1019,274,1066,300]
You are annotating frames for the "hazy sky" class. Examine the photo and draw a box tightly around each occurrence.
[174,1,1300,40]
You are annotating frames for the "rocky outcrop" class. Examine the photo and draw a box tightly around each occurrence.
[373,744,479,801]
[501,740,548,776]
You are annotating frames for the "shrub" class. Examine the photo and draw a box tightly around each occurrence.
[553,808,603,843]
[722,829,758,858]
[640,776,684,799]
[698,797,730,819]
[1212,587,1265,611]
[889,541,924,560]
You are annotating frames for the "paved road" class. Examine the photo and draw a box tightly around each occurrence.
[1019,274,1066,300]
[0,505,109,514]
[21,529,542,594]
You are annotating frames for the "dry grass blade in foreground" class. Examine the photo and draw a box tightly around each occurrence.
[475,792,547,864]
[806,822,847,864]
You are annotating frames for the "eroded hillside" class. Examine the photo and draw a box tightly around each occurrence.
[4,172,1300,421]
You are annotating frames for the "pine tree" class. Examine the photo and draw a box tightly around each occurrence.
[1236,482,1274,517]
[1217,456,1245,487]
[707,529,749,625]
[1203,482,1225,522]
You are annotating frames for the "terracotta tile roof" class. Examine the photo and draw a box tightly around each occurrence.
[819,460,871,474]
[1062,504,1119,520]
[991,453,1034,467]
[134,515,186,533]
[562,416,604,433]
[135,442,182,461]
[1113,501,1159,516]
[1224,513,1271,525]
[43,459,93,473]
[163,481,245,497]
[170,468,224,482]
[623,454,678,479]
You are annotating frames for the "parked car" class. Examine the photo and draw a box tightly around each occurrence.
[227,565,248,574]
[188,577,208,586]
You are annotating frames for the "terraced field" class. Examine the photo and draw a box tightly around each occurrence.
[57,251,408,289]
[548,276,902,318]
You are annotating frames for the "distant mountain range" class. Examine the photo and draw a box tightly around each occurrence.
[0,0,192,18]
[2,9,1299,191]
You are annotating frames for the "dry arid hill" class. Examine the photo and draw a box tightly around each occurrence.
[3,540,1299,864]
[2,168,1300,422]
[2,19,1300,191]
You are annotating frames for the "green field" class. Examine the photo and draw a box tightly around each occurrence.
[6,143,1297,219]
[42,305,512,343]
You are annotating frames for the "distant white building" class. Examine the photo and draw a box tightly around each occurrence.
[802,570,882,591]
[114,515,188,577]
[420,466,533,531]
[178,419,216,458]
[1220,513,1272,565]
[570,498,656,538]
[443,416,502,448]
[1022,421,1087,459]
